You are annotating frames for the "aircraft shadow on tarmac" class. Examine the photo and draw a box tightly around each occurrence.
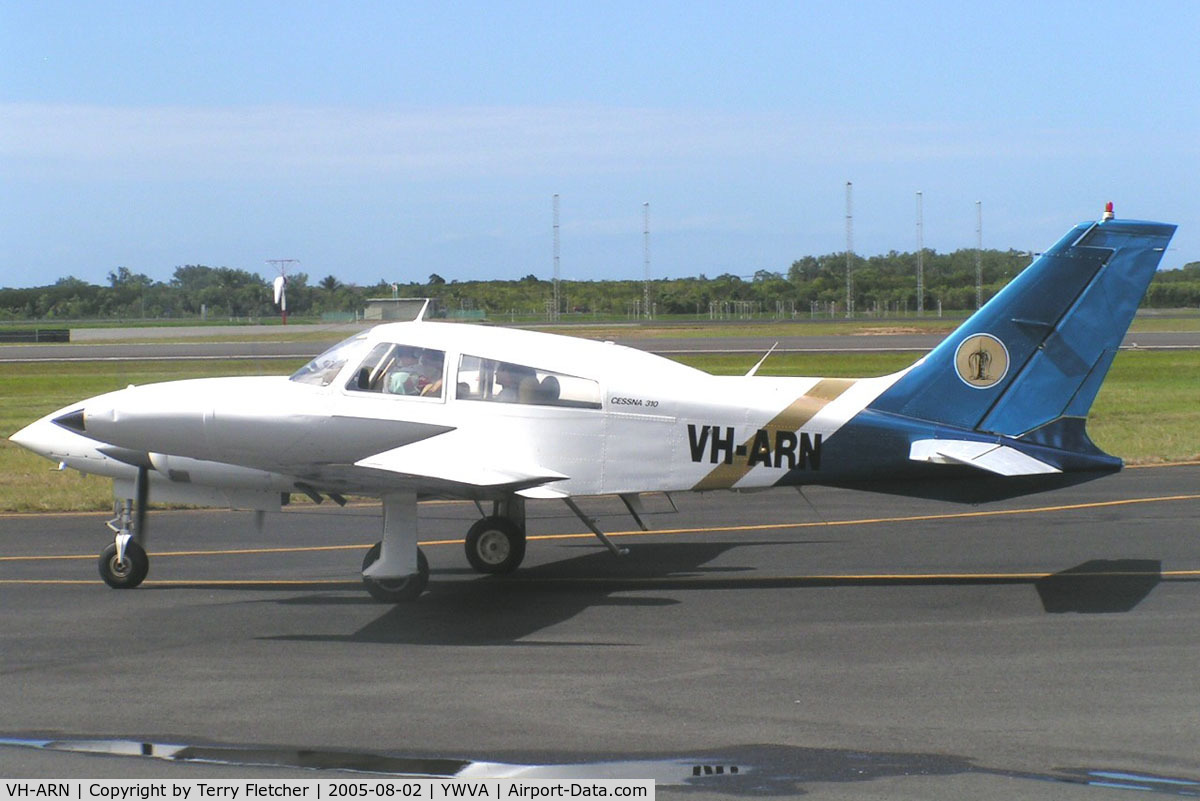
[266,540,772,646]
[255,544,1182,646]
[1035,559,1165,614]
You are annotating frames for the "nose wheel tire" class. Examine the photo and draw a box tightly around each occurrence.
[464,516,526,574]
[98,541,149,589]
[361,542,430,602]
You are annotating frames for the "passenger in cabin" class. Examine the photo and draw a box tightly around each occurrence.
[495,363,536,402]
[538,375,561,403]
[417,350,444,397]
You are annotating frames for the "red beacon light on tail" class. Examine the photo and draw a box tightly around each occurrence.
[1102,201,1115,221]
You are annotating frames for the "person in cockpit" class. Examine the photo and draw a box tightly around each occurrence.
[386,348,422,395]
[494,362,535,402]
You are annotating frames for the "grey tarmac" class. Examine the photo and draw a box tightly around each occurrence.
[1,464,1199,798]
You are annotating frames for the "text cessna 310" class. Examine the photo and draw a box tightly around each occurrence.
[9,208,1177,601]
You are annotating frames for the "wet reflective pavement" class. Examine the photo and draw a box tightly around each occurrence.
[3,737,1200,797]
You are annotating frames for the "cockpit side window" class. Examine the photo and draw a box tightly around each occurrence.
[346,342,445,398]
[456,355,600,409]
[289,335,372,386]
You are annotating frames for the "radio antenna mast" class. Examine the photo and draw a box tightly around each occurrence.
[845,182,854,318]
[642,202,651,320]
[975,201,983,309]
[916,191,924,316]
[552,194,560,322]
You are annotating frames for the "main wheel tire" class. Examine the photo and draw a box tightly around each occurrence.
[464,516,526,574]
[361,542,429,602]
[98,540,149,589]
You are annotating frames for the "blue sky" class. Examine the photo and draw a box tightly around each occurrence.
[2,1,1197,288]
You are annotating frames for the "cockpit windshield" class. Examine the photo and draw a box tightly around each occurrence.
[289,335,373,386]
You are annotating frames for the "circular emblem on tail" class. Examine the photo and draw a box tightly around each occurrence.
[954,334,1009,389]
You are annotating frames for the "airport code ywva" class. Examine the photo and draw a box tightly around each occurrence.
[0,782,654,801]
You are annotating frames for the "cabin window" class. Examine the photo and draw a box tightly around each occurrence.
[456,355,601,409]
[289,335,372,387]
[346,342,446,398]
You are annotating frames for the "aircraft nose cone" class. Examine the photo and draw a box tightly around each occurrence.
[52,409,87,433]
[9,418,60,459]
[9,422,36,450]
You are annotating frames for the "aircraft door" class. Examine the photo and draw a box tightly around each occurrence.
[601,384,678,494]
[456,355,607,492]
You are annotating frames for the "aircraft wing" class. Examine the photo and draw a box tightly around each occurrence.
[354,430,569,492]
[908,439,1060,476]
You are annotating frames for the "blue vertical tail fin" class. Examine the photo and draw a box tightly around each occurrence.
[869,212,1176,454]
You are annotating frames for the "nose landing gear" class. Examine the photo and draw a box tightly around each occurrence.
[98,535,149,589]
[98,466,150,589]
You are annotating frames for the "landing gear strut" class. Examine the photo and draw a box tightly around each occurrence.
[361,491,430,602]
[98,465,150,588]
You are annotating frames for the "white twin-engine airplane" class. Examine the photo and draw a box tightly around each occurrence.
[9,209,1177,602]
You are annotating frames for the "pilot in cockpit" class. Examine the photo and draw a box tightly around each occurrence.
[385,348,422,395]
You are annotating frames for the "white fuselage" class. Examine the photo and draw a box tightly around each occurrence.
[12,321,905,507]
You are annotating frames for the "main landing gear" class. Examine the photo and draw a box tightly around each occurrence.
[359,494,529,603]
[464,496,527,574]
[362,541,429,602]
[361,490,431,602]
[89,480,635,602]
[460,494,632,577]
[361,491,632,601]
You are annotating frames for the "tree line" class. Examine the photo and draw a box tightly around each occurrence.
[2,251,1197,323]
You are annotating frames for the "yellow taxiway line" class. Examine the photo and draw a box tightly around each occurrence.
[500,567,1200,584]
[0,578,354,586]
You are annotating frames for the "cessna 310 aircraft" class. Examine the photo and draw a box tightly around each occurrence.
[9,207,1177,601]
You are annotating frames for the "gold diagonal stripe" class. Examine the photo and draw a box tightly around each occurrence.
[803,377,856,402]
[692,378,856,491]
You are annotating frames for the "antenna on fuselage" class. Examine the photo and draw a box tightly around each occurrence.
[746,342,779,377]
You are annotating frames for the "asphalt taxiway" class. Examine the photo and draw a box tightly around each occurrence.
[2,464,1199,798]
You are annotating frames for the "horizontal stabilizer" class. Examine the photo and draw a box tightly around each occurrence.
[909,439,1060,476]
[355,432,568,491]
